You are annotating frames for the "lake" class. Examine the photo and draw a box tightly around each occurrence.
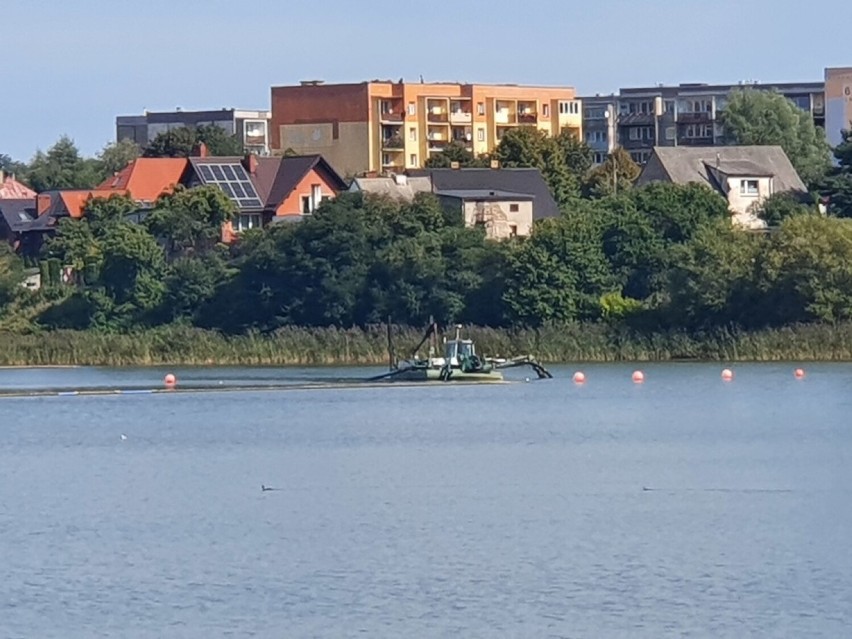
[1,363,851,637]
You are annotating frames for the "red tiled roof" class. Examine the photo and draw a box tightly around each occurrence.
[59,190,126,218]
[98,158,188,202]
[0,175,37,199]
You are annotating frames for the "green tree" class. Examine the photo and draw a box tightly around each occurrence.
[97,139,141,178]
[424,141,490,168]
[503,212,616,324]
[99,222,166,314]
[0,153,29,182]
[818,130,852,218]
[145,185,236,257]
[666,219,767,327]
[583,147,641,198]
[719,89,832,186]
[755,192,814,226]
[761,215,852,324]
[0,243,23,312]
[27,136,100,191]
[494,127,579,205]
[162,252,232,321]
[143,125,244,158]
[555,129,593,180]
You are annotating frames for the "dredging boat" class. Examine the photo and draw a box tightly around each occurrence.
[370,322,552,383]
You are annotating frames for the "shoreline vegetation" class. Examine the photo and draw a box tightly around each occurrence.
[3,323,852,367]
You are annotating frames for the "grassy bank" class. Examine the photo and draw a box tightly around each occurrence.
[2,322,852,366]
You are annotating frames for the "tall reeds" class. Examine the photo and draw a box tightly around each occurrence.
[2,322,852,367]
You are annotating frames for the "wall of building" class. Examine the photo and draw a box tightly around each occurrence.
[723,175,773,228]
[275,166,342,216]
[825,67,852,148]
[277,122,370,177]
[453,198,533,239]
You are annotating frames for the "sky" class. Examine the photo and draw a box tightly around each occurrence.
[3,0,851,160]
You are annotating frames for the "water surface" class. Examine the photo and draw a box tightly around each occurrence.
[1,364,850,637]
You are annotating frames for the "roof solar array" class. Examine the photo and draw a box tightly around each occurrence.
[196,163,263,209]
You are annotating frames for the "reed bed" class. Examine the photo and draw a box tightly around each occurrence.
[2,323,852,367]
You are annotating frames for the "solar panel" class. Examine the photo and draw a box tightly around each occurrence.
[194,162,264,210]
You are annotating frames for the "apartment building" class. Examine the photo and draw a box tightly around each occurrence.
[825,67,852,148]
[270,80,582,176]
[582,80,825,165]
[116,108,272,155]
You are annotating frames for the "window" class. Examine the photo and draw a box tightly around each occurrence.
[542,104,550,117]
[559,101,579,115]
[407,102,416,115]
[509,203,519,213]
[585,130,606,143]
[381,100,393,114]
[410,153,418,166]
[236,214,261,232]
[593,152,607,164]
[740,179,759,196]
[790,95,811,111]
[477,128,485,142]
[664,100,676,114]
[684,124,713,138]
[409,127,417,141]
[311,184,322,210]
[629,150,650,164]
[477,102,485,115]
[628,126,653,141]
[665,126,676,140]
[509,224,518,237]
[301,195,311,214]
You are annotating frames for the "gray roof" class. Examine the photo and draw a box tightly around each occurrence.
[409,168,560,219]
[0,199,36,232]
[349,176,432,201]
[637,145,807,194]
[436,189,534,202]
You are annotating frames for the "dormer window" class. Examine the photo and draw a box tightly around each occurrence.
[739,179,759,196]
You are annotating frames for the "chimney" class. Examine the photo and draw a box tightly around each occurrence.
[191,142,208,158]
[37,193,52,216]
[243,152,258,175]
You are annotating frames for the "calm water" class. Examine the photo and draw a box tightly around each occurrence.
[1,363,851,638]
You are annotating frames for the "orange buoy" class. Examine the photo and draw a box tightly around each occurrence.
[794,368,805,379]
[572,371,586,384]
[721,368,734,381]
[164,373,177,388]
[632,370,645,384]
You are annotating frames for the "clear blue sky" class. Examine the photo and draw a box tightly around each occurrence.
[3,0,850,160]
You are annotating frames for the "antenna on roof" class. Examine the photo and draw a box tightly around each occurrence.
[420,74,424,83]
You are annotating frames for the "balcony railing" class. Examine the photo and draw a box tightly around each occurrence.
[518,112,537,124]
[495,112,515,124]
[427,110,448,123]
[379,111,404,123]
[382,135,405,149]
[449,111,472,124]
[677,111,714,123]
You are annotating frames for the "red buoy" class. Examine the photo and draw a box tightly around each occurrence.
[721,368,734,381]
[794,368,805,379]
[164,373,177,388]
[572,371,586,384]
[632,370,645,384]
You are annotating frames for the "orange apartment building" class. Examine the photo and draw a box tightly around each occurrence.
[270,80,583,176]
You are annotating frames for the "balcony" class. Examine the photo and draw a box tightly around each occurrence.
[617,113,655,125]
[677,111,713,124]
[379,111,404,123]
[382,135,405,150]
[428,141,449,152]
[518,111,538,125]
[449,110,472,124]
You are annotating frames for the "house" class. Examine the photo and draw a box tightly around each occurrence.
[636,145,808,228]
[0,198,36,248]
[15,147,348,246]
[0,170,37,199]
[350,166,560,239]
[270,79,582,175]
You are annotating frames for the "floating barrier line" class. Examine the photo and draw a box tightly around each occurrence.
[0,378,512,400]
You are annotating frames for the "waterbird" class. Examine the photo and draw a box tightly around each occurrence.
[120,434,128,441]
[261,485,277,492]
